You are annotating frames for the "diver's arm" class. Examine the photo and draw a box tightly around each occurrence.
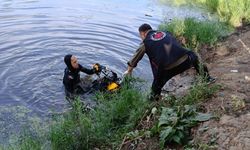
[124,43,146,75]
[79,65,95,75]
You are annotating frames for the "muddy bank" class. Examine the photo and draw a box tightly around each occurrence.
[193,25,250,149]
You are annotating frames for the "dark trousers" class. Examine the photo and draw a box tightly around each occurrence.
[151,52,209,97]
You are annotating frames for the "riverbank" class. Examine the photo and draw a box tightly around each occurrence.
[118,24,250,150]
[160,0,250,27]
[1,78,155,149]
[1,1,250,149]
[117,2,250,148]
[192,25,250,149]
[9,23,248,150]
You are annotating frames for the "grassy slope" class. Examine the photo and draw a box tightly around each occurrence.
[2,78,150,150]
[159,0,250,27]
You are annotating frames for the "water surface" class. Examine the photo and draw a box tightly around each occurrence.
[0,0,207,144]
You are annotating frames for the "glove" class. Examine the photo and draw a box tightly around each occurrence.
[123,66,133,77]
[93,63,101,73]
[123,70,132,77]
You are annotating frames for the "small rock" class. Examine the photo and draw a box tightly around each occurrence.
[219,92,225,97]
[216,45,229,56]
[245,76,250,81]
[236,57,250,64]
[230,70,238,73]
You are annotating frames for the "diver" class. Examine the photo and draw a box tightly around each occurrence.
[63,54,100,98]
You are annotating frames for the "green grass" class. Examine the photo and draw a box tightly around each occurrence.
[165,76,220,107]
[2,78,150,150]
[15,136,42,150]
[153,76,219,148]
[89,79,150,147]
[198,0,250,27]
[178,79,220,106]
[2,132,44,150]
[50,78,150,149]
[2,77,219,149]
[159,18,231,50]
[120,76,220,149]
[160,0,250,27]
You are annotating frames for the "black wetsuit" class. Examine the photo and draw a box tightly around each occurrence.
[63,54,96,94]
[63,64,95,93]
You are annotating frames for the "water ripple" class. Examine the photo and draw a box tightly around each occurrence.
[0,0,207,117]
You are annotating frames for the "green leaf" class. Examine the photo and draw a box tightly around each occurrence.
[158,108,177,127]
[158,115,170,127]
[159,126,173,142]
[184,105,196,116]
[172,135,181,144]
[194,113,213,122]
[176,130,184,139]
[159,140,165,150]
[179,118,196,125]
[161,107,174,115]
[176,126,184,131]
[158,105,213,147]
[184,105,192,113]
[144,131,151,138]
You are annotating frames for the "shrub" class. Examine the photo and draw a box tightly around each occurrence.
[158,105,212,148]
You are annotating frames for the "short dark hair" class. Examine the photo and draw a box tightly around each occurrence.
[138,23,152,32]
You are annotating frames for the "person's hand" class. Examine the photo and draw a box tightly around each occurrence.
[93,63,101,73]
[123,66,134,77]
[123,70,132,77]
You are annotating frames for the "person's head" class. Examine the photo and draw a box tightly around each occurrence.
[138,23,152,40]
[64,54,79,71]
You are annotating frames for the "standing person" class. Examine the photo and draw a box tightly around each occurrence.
[63,54,100,95]
[123,23,215,100]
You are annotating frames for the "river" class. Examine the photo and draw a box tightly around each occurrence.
[0,0,206,144]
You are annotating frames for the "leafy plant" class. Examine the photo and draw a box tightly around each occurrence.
[158,105,212,148]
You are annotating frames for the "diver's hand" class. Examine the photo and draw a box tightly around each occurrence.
[93,63,101,73]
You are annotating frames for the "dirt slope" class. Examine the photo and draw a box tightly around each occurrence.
[193,26,250,150]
